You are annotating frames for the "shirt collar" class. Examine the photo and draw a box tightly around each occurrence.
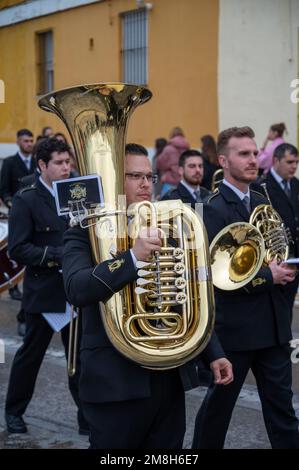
[181,179,200,199]
[18,151,32,163]
[39,175,55,197]
[270,167,289,187]
[222,179,250,201]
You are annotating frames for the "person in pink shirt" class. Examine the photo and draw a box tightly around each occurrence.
[258,122,286,174]
[156,127,190,197]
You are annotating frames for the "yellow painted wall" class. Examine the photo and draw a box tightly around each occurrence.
[0,0,25,10]
[0,0,219,148]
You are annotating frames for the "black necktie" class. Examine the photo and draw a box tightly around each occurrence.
[194,190,201,203]
[282,180,291,198]
[242,195,251,213]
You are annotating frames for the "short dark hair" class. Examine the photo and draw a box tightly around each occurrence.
[125,143,148,157]
[42,126,53,136]
[36,138,71,169]
[270,122,286,137]
[217,126,255,156]
[17,129,33,138]
[179,149,203,167]
[273,143,298,161]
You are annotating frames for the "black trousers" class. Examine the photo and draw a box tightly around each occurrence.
[282,277,299,323]
[5,312,85,427]
[192,345,299,449]
[82,369,185,449]
[16,307,25,323]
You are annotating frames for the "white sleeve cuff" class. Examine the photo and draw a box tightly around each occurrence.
[130,249,138,269]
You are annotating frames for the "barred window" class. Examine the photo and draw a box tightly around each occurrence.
[121,9,148,85]
[36,31,54,94]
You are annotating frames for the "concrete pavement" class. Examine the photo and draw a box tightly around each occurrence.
[1,290,299,449]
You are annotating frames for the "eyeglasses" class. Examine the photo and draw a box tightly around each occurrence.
[125,172,158,184]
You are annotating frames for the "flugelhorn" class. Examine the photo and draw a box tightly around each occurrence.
[210,183,289,291]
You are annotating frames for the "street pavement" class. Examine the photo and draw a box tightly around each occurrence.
[1,290,299,449]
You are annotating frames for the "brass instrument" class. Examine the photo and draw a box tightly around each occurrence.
[38,83,215,371]
[0,215,25,293]
[210,183,289,291]
[211,168,223,192]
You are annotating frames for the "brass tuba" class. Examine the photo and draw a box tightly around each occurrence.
[210,183,290,291]
[38,83,215,370]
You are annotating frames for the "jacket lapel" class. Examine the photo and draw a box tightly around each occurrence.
[219,183,250,221]
[36,177,58,215]
[177,182,196,205]
[290,178,299,209]
[15,153,30,175]
[266,172,293,209]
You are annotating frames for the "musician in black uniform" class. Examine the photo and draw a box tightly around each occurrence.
[258,143,299,317]
[0,129,36,208]
[0,129,36,314]
[192,127,299,449]
[161,149,210,208]
[5,138,86,435]
[62,143,233,449]
[162,149,212,386]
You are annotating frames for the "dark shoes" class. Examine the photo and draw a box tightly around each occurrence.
[17,321,26,337]
[5,413,27,433]
[9,285,23,301]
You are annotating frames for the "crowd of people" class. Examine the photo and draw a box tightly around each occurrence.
[0,120,299,449]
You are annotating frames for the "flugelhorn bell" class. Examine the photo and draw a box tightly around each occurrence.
[210,222,265,290]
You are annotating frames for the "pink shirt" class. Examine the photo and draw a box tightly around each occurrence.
[258,137,284,174]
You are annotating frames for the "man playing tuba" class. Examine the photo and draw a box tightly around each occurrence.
[63,143,233,449]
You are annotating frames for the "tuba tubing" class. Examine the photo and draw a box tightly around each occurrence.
[39,83,215,370]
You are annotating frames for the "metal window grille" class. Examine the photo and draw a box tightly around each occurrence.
[37,31,54,94]
[121,9,148,85]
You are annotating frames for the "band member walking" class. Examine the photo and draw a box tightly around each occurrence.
[5,138,87,435]
[258,143,299,318]
[62,143,233,449]
[192,127,299,449]
[161,149,210,207]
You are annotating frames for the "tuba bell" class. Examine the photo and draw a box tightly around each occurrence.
[38,83,215,370]
[210,183,290,291]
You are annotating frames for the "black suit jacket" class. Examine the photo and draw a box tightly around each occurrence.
[162,182,211,208]
[203,182,292,351]
[63,226,225,403]
[0,153,36,207]
[257,172,299,257]
[8,177,68,313]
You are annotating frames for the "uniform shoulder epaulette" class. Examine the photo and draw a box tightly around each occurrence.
[250,188,268,202]
[250,189,264,197]
[20,183,36,194]
[206,189,220,204]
